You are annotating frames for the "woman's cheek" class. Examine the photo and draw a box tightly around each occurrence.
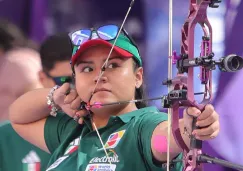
[75,82,91,102]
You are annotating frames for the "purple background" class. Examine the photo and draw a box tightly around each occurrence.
[1,0,242,170]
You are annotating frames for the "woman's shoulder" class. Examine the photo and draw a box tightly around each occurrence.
[44,112,83,154]
[138,106,166,114]
[134,106,168,118]
[45,112,80,132]
[117,106,168,124]
[0,121,14,135]
[137,106,168,121]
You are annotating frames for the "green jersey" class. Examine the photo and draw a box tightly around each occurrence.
[44,106,182,171]
[0,121,51,171]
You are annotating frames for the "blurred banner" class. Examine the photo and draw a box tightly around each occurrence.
[0,0,145,45]
[209,0,243,167]
[46,0,146,62]
[0,0,47,43]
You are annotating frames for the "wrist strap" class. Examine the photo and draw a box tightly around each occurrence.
[47,85,60,117]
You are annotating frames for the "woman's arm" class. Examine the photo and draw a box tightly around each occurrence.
[9,88,55,153]
[9,88,51,124]
[151,105,219,162]
[9,83,85,153]
[151,119,189,162]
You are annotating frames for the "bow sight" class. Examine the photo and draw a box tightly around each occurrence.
[175,52,243,74]
[172,36,243,75]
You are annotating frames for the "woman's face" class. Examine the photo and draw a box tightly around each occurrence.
[74,45,143,109]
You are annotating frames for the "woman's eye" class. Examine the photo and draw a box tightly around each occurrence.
[107,63,119,69]
[82,67,93,72]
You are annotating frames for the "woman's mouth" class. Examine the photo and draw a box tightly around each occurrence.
[94,88,111,94]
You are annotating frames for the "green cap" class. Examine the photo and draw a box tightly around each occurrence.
[71,33,142,67]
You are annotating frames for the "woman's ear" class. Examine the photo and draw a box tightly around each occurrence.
[38,70,49,86]
[135,67,143,88]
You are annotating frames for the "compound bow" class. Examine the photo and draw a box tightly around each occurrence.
[163,0,243,170]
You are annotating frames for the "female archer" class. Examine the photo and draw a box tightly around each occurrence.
[9,25,220,171]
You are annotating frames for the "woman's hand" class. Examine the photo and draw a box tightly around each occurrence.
[183,104,220,140]
[53,83,88,124]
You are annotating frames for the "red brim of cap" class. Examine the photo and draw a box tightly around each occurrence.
[71,39,133,66]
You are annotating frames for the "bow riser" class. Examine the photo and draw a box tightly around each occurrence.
[181,0,213,104]
[169,1,217,171]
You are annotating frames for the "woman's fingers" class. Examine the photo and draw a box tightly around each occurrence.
[64,89,78,104]
[193,121,220,140]
[70,96,82,110]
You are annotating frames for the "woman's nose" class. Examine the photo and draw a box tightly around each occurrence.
[93,71,108,84]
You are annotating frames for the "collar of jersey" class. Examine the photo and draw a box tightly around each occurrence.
[82,106,159,130]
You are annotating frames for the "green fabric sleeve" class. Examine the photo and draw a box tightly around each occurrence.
[44,112,79,153]
[0,121,51,171]
[135,111,182,170]
[0,149,2,171]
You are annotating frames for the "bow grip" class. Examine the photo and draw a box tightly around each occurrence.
[190,117,202,149]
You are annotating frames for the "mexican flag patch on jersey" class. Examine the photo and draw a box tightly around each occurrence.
[22,151,41,171]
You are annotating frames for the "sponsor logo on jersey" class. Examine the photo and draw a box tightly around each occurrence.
[85,163,116,171]
[90,149,119,164]
[98,130,126,151]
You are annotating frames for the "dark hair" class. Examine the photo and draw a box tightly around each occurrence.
[132,59,147,109]
[40,32,73,72]
[0,18,28,52]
